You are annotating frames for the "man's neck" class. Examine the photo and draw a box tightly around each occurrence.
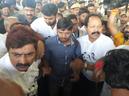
[89,37,98,43]
[58,37,73,46]
[88,33,101,43]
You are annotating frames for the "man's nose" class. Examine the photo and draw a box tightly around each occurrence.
[20,56,27,64]
[62,33,66,38]
[46,20,50,24]
[93,26,99,32]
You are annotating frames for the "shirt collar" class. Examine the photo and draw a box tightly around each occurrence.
[56,36,74,46]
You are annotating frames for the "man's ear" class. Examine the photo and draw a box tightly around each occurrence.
[36,40,45,59]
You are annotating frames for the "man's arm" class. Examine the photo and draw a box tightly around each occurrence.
[108,9,125,46]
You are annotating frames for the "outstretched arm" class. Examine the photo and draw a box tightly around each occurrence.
[108,9,124,46]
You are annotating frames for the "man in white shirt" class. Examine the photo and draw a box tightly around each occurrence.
[0,16,19,58]
[0,33,6,58]
[77,13,115,96]
[0,25,44,96]
[31,3,58,39]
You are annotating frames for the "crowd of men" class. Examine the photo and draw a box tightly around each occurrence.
[0,0,129,96]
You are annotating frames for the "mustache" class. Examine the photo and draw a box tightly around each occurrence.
[16,63,30,68]
[26,14,33,16]
[92,31,100,35]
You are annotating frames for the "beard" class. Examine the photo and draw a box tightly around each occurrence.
[59,37,71,45]
[47,19,56,27]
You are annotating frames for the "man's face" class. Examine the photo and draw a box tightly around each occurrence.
[88,6,96,13]
[1,7,10,17]
[86,16,102,42]
[57,29,72,44]
[79,13,88,25]
[71,18,78,33]
[35,3,42,12]
[24,7,35,20]
[71,7,80,16]
[9,44,36,72]
[43,15,56,26]
[120,14,128,24]
[59,6,66,13]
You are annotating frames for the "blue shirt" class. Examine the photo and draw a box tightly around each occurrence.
[45,36,82,80]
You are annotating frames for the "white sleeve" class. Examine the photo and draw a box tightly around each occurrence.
[30,20,38,32]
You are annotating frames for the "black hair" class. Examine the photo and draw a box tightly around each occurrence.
[67,14,77,21]
[78,7,89,16]
[42,3,58,16]
[22,0,36,8]
[57,17,73,30]
[103,49,129,90]
[87,3,95,8]
[6,25,38,51]
[57,2,65,8]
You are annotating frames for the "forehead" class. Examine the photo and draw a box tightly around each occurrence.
[9,44,36,54]
[58,29,72,33]
[80,13,88,17]
[72,7,80,10]
[88,16,102,25]
[2,7,9,10]
[88,6,95,9]
[120,14,127,18]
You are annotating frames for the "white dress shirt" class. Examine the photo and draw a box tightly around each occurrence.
[0,53,40,96]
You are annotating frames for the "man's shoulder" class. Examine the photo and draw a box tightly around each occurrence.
[97,34,115,49]
[101,33,111,39]
[0,53,16,74]
[0,71,11,82]
[16,14,29,25]
[77,35,88,43]
[0,62,11,79]
[32,17,42,22]
[45,36,57,43]
[0,53,8,63]
[31,17,49,30]
[99,34,113,43]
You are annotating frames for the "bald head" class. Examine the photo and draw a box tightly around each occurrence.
[4,16,19,32]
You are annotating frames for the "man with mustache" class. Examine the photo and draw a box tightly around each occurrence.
[17,0,37,25]
[0,24,45,95]
[77,13,115,96]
